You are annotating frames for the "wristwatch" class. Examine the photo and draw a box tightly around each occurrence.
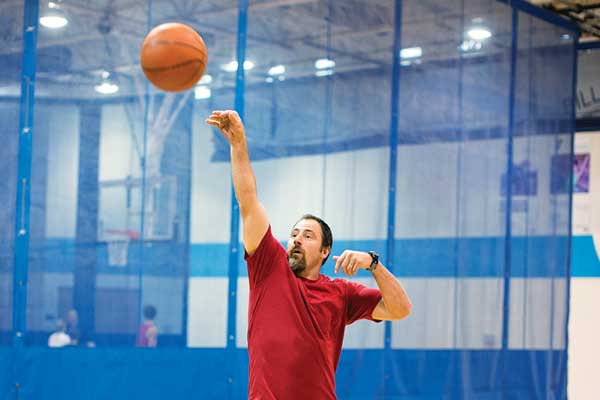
[367,251,379,272]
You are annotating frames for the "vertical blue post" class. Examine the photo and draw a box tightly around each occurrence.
[385,0,402,345]
[227,0,248,398]
[384,0,402,396]
[563,31,579,398]
[320,0,333,215]
[452,0,466,351]
[12,0,38,347]
[12,0,38,396]
[501,7,518,397]
[137,0,153,337]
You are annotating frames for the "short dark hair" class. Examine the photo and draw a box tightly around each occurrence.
[296,214,333,265]
[143,305,157,320]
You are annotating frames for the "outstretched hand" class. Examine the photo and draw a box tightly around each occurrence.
[206,110,246,146]
[333,250,372,277]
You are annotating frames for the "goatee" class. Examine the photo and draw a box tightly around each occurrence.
[288,254,306,274]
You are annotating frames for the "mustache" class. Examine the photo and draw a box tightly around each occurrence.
[289,245,304,255]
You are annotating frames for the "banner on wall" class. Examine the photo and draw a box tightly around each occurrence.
[577,50,600,119]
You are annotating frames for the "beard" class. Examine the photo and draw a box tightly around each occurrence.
[288,247,307,274]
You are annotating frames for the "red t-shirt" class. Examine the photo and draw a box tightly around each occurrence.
[245,226,382,400]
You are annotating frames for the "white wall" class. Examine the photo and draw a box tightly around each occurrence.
[44,104,80,238]
[568,132,600,400]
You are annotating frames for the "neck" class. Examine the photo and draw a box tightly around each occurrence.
[297,265,321,280]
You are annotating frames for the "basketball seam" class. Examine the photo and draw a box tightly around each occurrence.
[179,66,205,88]
[145,40,206,56]
[143,59,205,73]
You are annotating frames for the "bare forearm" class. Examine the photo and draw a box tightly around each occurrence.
[230,142,258,211]
[372,263,412,318]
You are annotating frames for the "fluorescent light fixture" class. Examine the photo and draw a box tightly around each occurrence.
[48,1,58,8]
[467,27,492,41]
[561,33,571,40]
[400,46,422,59]
[94,82,119,95]
[268,65,286,76]
[315,69,334,77]
[315,58,335,70]
[400,60,411,67]
[199,74,212,84]
[40,15,68,28]
[194,85,211,100]
[265,77,274,83]
[221,60,255,72]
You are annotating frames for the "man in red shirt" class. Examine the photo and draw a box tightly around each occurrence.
[206,110,412,400]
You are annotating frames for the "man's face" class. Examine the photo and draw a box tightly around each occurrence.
[287,219,328,274]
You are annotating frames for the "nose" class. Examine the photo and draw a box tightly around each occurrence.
[293,237,302,247]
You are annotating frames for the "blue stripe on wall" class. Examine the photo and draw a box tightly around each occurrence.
[572,235,600,277]
[0,347,566,400]
[189,236,571,278]
[22,235,587,277]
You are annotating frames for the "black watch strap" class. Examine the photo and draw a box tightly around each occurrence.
[367,251,379,272]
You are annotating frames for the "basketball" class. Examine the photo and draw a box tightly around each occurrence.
[140,23,208,92]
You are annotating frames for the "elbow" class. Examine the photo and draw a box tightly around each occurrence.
[391,301,412,321]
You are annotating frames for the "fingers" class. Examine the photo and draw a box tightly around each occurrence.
[205,110,243,142]
[333,256,340,274]
[205,117,221,127]
[333,250,370,277]
[206,110,239,123]
[334,251,359,277]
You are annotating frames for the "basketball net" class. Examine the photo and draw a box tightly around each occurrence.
[105,229,139,267]
[108,240,129,267]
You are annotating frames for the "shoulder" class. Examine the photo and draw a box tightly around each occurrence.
[245,225,286,261]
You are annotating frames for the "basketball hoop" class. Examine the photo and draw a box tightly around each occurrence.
[105,229,139,267]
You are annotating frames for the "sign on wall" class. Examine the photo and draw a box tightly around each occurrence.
[577,50,600,119]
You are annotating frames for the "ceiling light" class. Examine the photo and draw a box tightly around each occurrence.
[561,33,571,41]
[315,69,334,77]
[467,27,492,41]
[400,47,422,59]
[94,82,119,95]
[265,77,274,83]
[221,60,255,72]
[40,2,68,29]
[268,65,286,76]
[315,58,335,70]
[40,15,68,28]
[199,74,212,84]
[194,86,211,100]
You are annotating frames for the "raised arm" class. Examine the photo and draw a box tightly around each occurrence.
[206,110,268,255]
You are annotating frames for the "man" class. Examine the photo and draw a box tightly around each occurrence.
[48,319,71,348]
[206,110,412,400]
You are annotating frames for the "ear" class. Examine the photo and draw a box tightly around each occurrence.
[321,246,331,259]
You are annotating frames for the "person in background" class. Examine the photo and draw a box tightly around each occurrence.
[65,308,81,346]
[137,305,158,347]
[48,319,71,348]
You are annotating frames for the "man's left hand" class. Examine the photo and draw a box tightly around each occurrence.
[333,251,372,277]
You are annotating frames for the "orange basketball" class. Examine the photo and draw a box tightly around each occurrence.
[140,23,208,92]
